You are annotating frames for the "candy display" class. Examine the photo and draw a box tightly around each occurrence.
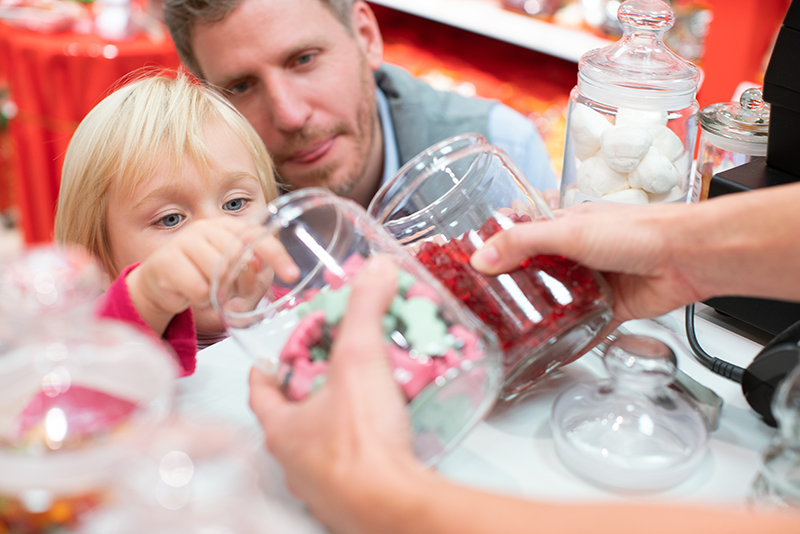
[275,253,485,403]
[212,188,503,465]
[560,0,701,207]
[369,133,613,400]
[415,216,606,384]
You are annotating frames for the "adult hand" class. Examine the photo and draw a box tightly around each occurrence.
[127,217,299,336]
[471,202,703,326]
[249,256,422,534]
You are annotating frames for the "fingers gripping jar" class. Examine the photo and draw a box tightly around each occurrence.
[561,0,702,207]
[369,134,614,401]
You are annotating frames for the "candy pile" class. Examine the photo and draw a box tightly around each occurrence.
[415,216,604,377]
[0,491,105,534]
[568,103,689,205]
[0,386,137,534]
[277,254,484,402]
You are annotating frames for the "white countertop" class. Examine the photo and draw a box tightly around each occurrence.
[177,306,777,531]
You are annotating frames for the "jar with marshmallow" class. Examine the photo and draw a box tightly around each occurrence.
[560,0,702,207]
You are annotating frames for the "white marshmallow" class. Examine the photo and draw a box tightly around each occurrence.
[647,125,684,162]
[628,147,680,194]
[601,188,649,204]
[569,103,612,160]
[615,107,668,129]
[647,185,685,204]
[600,125,653,173]
[577,156,629,198]
[672,149,692,180]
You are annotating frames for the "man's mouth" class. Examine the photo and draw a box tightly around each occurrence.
[286,136,337,165]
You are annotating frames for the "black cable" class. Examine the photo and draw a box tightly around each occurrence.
[684,303,745,383]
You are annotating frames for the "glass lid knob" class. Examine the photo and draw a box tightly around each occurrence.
[604,334,677,390]
[618,0,675,33]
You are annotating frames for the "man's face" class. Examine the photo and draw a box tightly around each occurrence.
[192,0,384,205]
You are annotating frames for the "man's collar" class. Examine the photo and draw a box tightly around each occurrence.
[375,85,399,188]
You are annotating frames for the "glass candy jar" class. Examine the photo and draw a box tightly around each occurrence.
[211,188,504,466]
[551,335,708,491]
[0,247,177,534]
[560,0,702,207]
[694,87,770,202]
[368,133,614,401]
[0,244,105,353]
[750,360,800,509]
[81,418,269,534]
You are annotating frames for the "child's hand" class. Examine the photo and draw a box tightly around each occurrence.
[125,217,299,336]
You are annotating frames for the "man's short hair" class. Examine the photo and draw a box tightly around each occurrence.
[163,0,356,80]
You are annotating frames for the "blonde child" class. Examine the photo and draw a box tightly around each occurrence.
[55,71,298,375]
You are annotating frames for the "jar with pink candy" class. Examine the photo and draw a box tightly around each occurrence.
[211,188,504,466]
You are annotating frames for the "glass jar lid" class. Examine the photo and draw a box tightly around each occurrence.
[0,245,104,318]
[578,0,702,109]
[699,87,770,154]
[551,335,708,490]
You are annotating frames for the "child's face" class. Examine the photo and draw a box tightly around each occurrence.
[105,124,269,330]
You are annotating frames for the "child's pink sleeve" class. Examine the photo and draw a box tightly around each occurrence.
[94,263,197,376]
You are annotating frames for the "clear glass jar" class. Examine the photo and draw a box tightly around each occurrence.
[560,0,702,207]
[368,133,614,401]
[211,188,504,466]
[81,418,269,534]
[551,335,709,491]
[694,87,770,202]
[0,246,177,534]
[750,360,800,509]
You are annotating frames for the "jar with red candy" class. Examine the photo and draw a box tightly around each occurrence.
[211,188,504,466]
[368,133,614,400]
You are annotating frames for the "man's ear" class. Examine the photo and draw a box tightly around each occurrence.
[352,1,384,70]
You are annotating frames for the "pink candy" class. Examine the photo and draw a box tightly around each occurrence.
[323,254,365,289]
[286,358,328,401]
[405,281,443,305]
[387,344,435,400]
[278,256,486,403]
[279,310,326,365]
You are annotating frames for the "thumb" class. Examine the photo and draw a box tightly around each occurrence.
[328,255,397,369]
[470,220,579,275]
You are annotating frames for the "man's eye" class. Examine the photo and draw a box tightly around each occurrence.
[157,213,184,228]
[295,53,314,66]
[223,198,247,211]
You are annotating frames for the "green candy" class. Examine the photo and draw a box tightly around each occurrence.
[305,286,352,325]
[397,269,417,296]
[393,296,449,355]
[310,346,328,362]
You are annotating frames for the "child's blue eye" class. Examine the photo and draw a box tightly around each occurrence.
[159,214,184,228]
[223,198,246,211]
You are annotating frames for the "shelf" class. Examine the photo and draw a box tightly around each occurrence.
[368,0,613,63]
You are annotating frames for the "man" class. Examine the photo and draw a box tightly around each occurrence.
[163,0,557,208]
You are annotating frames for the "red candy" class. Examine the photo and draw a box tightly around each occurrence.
[415,217,603,379]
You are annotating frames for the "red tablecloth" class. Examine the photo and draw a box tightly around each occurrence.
[0,22,180,243]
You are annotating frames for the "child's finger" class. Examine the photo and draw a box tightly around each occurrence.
[251,235,301,283]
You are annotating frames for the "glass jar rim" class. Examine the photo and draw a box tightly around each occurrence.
[368,133,553,226]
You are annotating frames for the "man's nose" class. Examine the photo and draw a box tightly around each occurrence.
[267,78,312,132]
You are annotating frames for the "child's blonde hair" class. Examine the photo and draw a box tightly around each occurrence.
[55,70,277,277]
